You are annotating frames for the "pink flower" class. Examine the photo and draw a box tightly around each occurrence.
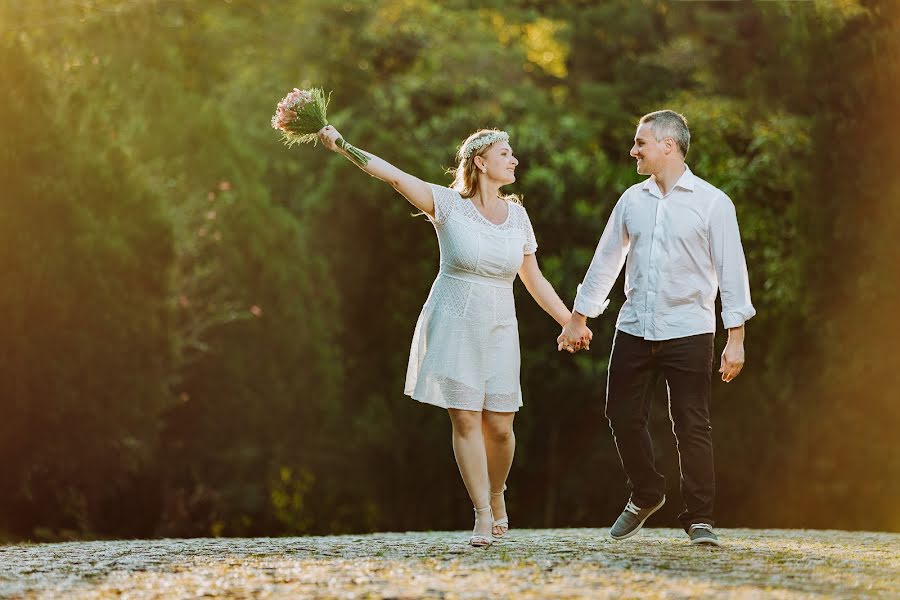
[279,88,313,111]
[272,102,301,130]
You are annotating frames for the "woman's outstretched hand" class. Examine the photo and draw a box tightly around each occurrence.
[317,125,342,152]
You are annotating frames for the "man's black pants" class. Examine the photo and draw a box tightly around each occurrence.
[606,329,716,531]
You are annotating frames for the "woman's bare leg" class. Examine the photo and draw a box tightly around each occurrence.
[483,410,515,535]
[448,408,492,538]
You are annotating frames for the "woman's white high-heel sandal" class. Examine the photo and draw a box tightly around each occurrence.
[491,485,509,537]
[469,506,494,547]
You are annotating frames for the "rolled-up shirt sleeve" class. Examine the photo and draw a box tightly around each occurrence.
[709,194,756,329]
[573,192,631,318]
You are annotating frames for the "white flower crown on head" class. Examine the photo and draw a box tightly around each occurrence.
[460,131,509,161]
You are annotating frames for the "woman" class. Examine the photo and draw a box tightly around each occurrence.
[318,126,585,547]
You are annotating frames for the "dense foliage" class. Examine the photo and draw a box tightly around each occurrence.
[1,0,897,540]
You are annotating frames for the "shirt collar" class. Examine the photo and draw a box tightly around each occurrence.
[641,164,696,198]
[675,164,696,191]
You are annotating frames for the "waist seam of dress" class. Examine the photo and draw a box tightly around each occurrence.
[438,266,514,289]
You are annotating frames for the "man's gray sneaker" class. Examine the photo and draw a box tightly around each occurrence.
[609,495,665,540]
[688,523,721,546]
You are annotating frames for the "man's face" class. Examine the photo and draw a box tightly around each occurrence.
[629,123,664,175]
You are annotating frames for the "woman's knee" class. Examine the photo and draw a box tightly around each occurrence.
[482,413,515,442]
[449,409,482,437]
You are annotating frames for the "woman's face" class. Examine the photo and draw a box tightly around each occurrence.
[477,141,519,185]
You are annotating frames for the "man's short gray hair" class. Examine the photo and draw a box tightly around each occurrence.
[639,110,690,157]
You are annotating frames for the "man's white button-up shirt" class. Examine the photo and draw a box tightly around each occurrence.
[573,165,756,341]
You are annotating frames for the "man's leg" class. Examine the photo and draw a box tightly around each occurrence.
[659,333,716,532]
[606,330,665,508]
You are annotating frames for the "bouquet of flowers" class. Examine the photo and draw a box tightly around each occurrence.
[271,87,369,167]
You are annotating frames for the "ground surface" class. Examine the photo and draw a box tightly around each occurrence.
[1,528,897,599]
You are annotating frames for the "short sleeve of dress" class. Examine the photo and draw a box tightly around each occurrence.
[428,184,458,226]
[522,206,538,255]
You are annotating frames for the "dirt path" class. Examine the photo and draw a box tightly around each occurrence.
[1,528,897,598]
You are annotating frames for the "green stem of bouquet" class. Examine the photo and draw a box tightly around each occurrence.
[336,137,370,168]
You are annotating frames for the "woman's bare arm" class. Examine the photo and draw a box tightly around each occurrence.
[318,125,434,217]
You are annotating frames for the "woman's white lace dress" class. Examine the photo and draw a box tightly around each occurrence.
[404,184,538,412]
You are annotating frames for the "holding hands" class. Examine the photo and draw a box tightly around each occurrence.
[557,313,593,353]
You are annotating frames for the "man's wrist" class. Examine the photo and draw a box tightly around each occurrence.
[571,311,588,325]
[727,325,745,343]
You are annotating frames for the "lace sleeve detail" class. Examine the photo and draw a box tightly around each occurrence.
[522,206,538,255]
[428,184,458,226]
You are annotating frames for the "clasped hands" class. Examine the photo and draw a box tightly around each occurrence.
[557,313,593,354]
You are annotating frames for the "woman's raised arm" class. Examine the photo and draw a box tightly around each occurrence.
[318,125,434,218]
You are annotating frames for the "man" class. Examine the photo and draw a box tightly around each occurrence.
[558,110,755,546]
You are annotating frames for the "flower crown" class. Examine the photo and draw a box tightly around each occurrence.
[460,131,509,161]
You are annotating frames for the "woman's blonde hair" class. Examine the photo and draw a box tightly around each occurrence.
[447,129,521,204]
